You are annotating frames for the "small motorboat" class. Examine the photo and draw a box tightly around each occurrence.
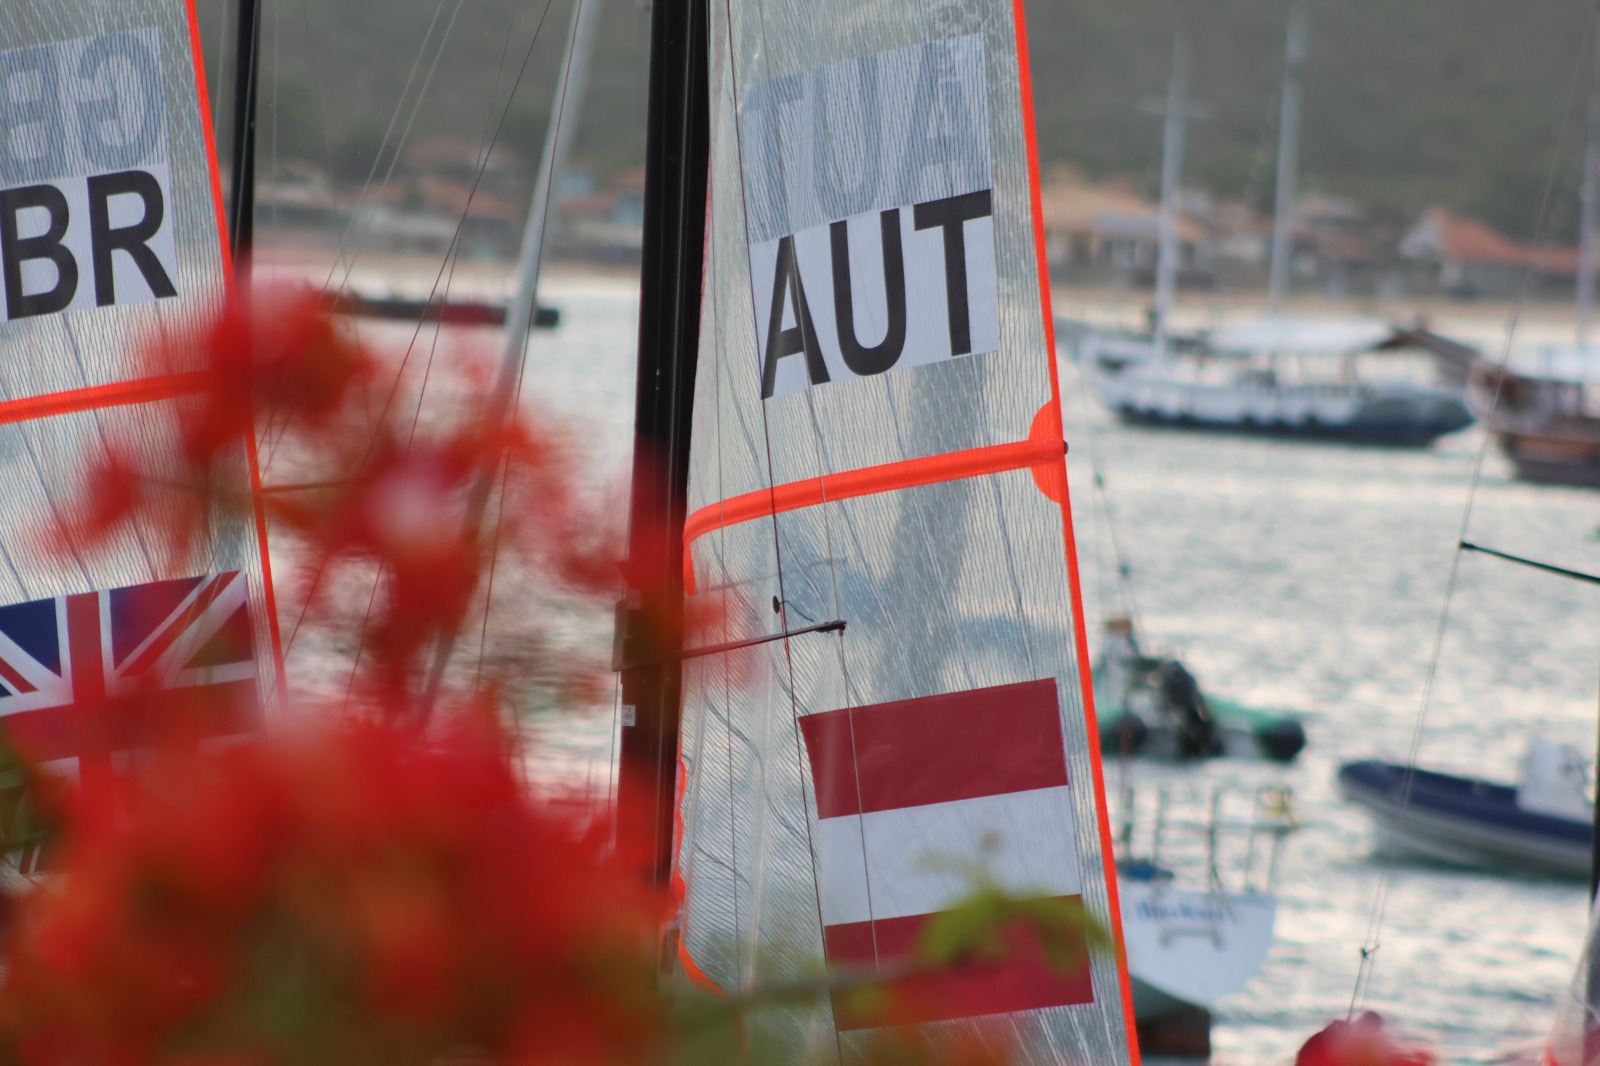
[1094,618,1308,763]
[1337,740,1593,879]
[1114,785,1298,1057]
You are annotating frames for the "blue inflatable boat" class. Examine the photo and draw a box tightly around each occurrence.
[1337,758,1592,880]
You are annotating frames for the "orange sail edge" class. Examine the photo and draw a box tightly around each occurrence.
[1009,0,1143,1054]
[0,374,208,428]
[185,0,286,705]
[184,0,233,283]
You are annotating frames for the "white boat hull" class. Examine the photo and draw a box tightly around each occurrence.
[1080,333,1472,445]
[1117,880,1276,1018]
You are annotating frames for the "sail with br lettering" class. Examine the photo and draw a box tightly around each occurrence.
[0,3,279,803]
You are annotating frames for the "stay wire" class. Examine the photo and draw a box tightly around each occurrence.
[283,0,560,660]
[346,0,551,702]
[1348,0,1600,1016]
[474,0,594,697]
[718,1,842,1054]
[314,0,462,300]
[1066,348,1146,645]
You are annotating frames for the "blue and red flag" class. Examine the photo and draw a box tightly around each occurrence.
[0,571,259,782]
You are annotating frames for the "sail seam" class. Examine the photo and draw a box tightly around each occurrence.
[682,437,1063,594]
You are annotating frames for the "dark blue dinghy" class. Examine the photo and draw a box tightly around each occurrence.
[1337,756,1592,880]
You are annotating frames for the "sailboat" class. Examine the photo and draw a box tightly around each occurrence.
[1468,20,1600,488]
[0,3,283,852]
[1077,5,1473,447]
[606,0,1147,1059]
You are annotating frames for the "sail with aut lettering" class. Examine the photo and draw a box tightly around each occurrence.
[0,3,278,799]
[674,0,1135,1059]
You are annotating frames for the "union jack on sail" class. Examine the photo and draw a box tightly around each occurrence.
[0,572,260,777]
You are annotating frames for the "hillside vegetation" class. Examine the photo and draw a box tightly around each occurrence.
[197,0,1596,241]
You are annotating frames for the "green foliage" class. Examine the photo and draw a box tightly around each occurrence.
[0,734,49,871]
[918,889,1111,974]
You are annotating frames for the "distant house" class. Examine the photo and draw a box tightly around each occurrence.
[1294,194,1386,299]
[1400,207,1577,299]
[1038,168,1209,285]
[555,167,646,262]
[257,164,344,235]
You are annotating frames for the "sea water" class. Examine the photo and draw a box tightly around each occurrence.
[350,270,1597,1064]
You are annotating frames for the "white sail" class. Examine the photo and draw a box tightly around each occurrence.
[0,3,280,774]
[674,2,1134,1060]
[1546,900,1600,1065]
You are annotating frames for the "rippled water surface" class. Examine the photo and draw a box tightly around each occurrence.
[510,274,1600,1064]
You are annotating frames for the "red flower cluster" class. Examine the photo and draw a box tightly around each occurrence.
[67,288,618,710]
[59,287,374,566]
[1296,1012,1436,1066]
[0,715,668,1065]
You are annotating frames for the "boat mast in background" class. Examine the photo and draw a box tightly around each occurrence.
[501,0,603,357]
[1152,29,1191,360]
[1576,13,1600,353]
[1267,0,1307,315]
[417,0,605,709]
[614,0,708,894]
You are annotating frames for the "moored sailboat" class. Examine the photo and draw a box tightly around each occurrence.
[1469,15,1600,487]
[1076,4,1473,447]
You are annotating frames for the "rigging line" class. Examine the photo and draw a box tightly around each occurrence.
[284,0,561,657]
[421,0,598,711]
[472,180,544,699]
[0,539,29,603]
[323,0,466,298]
[311,0,459,297]
[56,317,158,581]
[711,250,744,988]
[18,435,93,591]
[1348,0,1600,1018]
[215,0,233,160]
[470,452,511,695]
[341,560,387,709]
[349,0,560,449]
[258,0,373,483]
[1067,349,1146,643]
[411,0,525,448]
[1460,541,1600,587]
[718,2,839,1048]
[296,0,353,289]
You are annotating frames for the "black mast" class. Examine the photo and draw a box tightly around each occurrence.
[614,0,710,897]
[227,0,262,272]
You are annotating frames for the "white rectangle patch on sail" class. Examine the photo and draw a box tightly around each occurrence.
[814,786,1084,926]
[751,192,999,399]
[0,30,179,321]
[740,36,999,400]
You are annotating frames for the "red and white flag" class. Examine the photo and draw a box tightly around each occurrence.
[798,678,1095,1030]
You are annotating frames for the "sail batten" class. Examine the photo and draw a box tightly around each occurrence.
[677,1,1133,1059]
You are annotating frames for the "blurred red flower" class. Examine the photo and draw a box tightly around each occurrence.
[1296,1012,1436,1066]
[0,715,668,1065]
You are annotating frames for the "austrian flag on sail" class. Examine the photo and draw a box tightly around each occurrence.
[800,681,1093,1028]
